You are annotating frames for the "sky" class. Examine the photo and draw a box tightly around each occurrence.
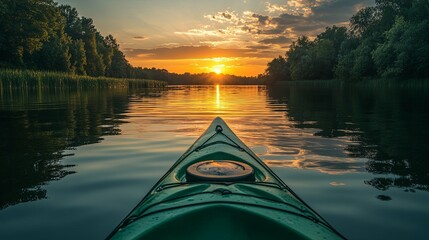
[56,0,374,76]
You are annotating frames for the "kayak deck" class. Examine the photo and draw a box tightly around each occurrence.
[107,117,345,240]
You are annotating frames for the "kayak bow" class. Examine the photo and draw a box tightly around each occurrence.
[107,117,345,240]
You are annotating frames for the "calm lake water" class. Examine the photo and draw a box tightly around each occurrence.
[1,84,428,239]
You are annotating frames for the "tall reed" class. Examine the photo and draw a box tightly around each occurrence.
[355,78,429,89]
[0,69,167,91]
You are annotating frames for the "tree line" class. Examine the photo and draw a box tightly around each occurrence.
[0,0,164,80]
[167,72,259,85]
[0,0,262,84]
[264,0,429,83]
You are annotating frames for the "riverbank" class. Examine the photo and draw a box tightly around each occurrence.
[0,69,167,90]
[272,78,429,88]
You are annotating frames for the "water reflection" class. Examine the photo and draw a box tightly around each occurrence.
[216,84,220,108]
[0,88,158,209]
[2,84,428,240]
[266,83,429,192]
[124,85,367,176]
[1,83,428,212]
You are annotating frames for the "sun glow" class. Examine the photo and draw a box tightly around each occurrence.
[128,56,270,76]
[211,63,225,75]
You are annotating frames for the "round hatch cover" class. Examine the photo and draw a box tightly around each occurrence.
[186,160,254,181]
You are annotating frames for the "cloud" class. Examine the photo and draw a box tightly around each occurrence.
[255,0,373,37]
[259,36,292,45]
[124,46,254,59]
[246,45,272,50]
[251,13,271,26]
[265,2,288,13]
[265,0,331,16]
[127,0,375,69]
[311,0,375,23]
[123,45,282,60]
[133,36,147,40]
[177,1,371,43]
[204,11,240,24]
[175,28,222,37]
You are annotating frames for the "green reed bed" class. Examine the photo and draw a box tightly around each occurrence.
[274,79,341,88]
[355,78,429,89]
[0,69,167,90]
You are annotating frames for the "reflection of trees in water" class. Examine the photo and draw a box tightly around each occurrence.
[0,88,133,209]
[266,83,429,192]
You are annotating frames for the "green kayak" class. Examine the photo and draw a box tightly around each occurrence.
[107,117,345,240]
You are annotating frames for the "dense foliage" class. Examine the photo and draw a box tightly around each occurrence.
[0,0,260,84]
[0,0,164,80]
[264,0,429,83]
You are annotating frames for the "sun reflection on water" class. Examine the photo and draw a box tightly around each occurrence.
[125,85,365,175]
[216,84,220,109]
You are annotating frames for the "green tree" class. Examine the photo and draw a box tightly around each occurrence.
[336,39,377,81]
[316,26,348,54]
[31,6,72,72]
[33,33,72,72]
[0,0,58,67]
[69,39,87,75]
[286,36,312,80]
[308,39,336,79]
[265,56,290,83]
[81,17,105,76]
[103,35,130,78]
[373,17,429,78]
[58,5,82,40]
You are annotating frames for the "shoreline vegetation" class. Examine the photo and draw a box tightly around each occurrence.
[0,0,261,85]
[1,0,428,86]
[0,69,166,91]
[0,0,171,84]
[272,78,429,88]
[263,0,429,85]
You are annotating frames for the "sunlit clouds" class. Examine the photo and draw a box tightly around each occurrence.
[58,0,375,76]
[124,46,273,75]
[265,1,331,16]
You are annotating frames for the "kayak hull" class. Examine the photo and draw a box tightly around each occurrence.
[107,117,345,240]
[117,204,338,240]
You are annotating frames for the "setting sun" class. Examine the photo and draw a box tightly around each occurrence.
[211,63,225,75]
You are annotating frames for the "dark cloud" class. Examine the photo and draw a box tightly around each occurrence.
[251,13,322,36]
[246,45,272,50]
[126,1,376,62]
[245,45,285,56]
[272,13,306,26]
[206,11,238,24]
[293,24,326,32]
[252,13,271,26]
[222,12,232,19]
[259,36,292,45]
[123,45,280,59]
[124,46,253,59]
[311,0,375,23]
[133,36,146,40]
[250,0,375,37]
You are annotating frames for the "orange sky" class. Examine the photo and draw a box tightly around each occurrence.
[128,57,272,76]
[124,44,280,76]
[57,0,374,77]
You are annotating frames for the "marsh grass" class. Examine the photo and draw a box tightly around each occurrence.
[355,78,429,89]
[0,69,167,91]
[274,78,429,90]
[274,79,341,88]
